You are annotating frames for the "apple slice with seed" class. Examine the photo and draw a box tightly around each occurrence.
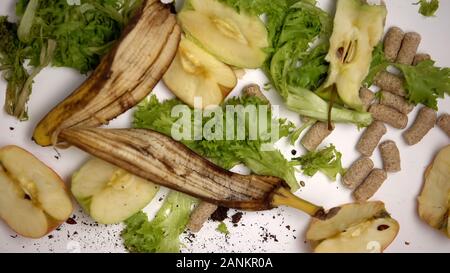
[0,146,73,238]
[306,201,399,253]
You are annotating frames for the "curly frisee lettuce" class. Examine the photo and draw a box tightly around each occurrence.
[0,0,142,120]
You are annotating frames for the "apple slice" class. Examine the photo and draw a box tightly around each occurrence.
[418,145,450,238]
[72,158,159,224]
[163,37,237,108]
[314,218,399,253]
[0,146,73,238]
[178,0,268,68]
[306,201,399,253]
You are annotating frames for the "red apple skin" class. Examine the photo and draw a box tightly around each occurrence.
[0,145,74,239]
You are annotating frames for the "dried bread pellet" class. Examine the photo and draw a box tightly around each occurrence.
[243,84,269,103]
[384,27,405,62]
[413,53,431,66]
[396,32,421,65]
[369,104,408,129]
[186,202,218,233]
[374,71,407,97]
[342,157,374,189]
[353,169,387,202]
[380,91,414,114]
[437,114,450,137]
[357,121,387,156]
[301,122,334,151]
[379,140,401,173]
[403,107,437,145]
[360,87,375,110]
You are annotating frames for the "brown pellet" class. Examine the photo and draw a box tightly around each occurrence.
[396,32,421,65]
[374,71,407,97]
[357,121,387,156]
[403,107,437,145]
[360,87,375,110]
[437,114,450,137]
[243,84,269,103]
[342,157,374,189]
[301,122,334,151]
[353,169,387,202]
[379,140,401,173]
[380,91,414,114]
[186,202,218,233]
[369,104,408,129]
[413,53,431,66]
[384,27,405,62]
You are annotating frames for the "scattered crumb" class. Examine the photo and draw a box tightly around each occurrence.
[211,206,229,222]
[66,218,77,225]
[231,212,243,227]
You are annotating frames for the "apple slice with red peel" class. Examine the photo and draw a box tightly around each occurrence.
[418,145,450,238]
[306,201,399,253]
[71,158,159,224]
[0,146,73,238]
[163,37,237,108]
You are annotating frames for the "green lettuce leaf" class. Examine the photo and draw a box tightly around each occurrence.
[364,43,390,87]
[262,1,372,126]
[133,95,298,190]
[414,0,439,17]
[0,16,29,119]
[395,60,450,110]
[122,191,197,253]
[216,222,229,235]
[1,0,142,120]
[293,144,345,181]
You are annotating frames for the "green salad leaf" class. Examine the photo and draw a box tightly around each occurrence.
[133,95,298,190]
[364,42,449,110]
[290,118,316,145]
[262,1,372,127]
[215,0,373,126]
[0,16,29,119]
[122,191,197,253]
[0,0,142,120]
[16,0,141,73]
[364,43,390,87]
[395,60,450,110]
[217,222,229,235]
[414,0,439,17]
[293,144,344,181]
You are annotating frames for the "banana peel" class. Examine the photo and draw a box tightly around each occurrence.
[59,127,322,214]
[33,0,181,147]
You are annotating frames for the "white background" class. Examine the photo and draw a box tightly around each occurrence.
[0,0,449,253]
